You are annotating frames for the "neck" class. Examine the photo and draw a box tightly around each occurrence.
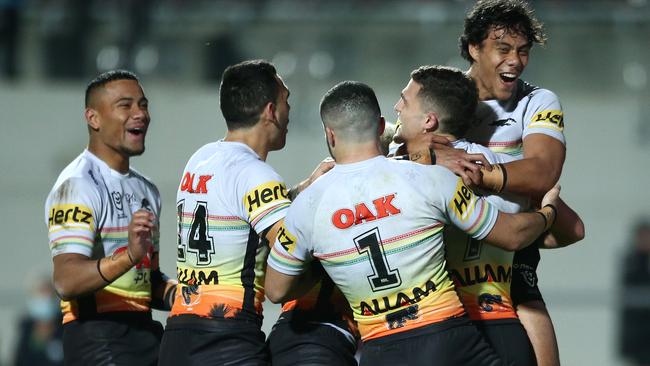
[87,141,129,174]
[405,131,458,155]
[224,125,271,161]
[333,141,382,164]
[466,65,492,101]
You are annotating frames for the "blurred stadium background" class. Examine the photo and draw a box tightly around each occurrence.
[1,0,649,364]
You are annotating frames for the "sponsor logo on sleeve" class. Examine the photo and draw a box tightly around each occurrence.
[47,204,93,227]
[276,223,297,253]
[531,109,564,130]
[244,181,289,214]
[449,179,476,223]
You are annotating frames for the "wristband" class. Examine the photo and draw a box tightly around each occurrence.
[481,163,507,193]
[536,204,557,231]
[97,259,111,283]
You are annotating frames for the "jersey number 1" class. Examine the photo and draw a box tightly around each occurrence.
[354,227,402,292]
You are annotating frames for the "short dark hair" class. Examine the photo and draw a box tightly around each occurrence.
[219,60,280,130]
[410,65,477,138]
[320,81,381,142]
[459,0,546,63]
[85,70,139,107]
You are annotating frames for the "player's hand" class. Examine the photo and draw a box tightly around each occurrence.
[128,209,156,263]
[309,157,335,183]
[432,143,489,187]
[290,157,335,200]
[541,184,561,208]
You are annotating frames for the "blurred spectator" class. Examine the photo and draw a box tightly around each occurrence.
[619,219,650,366]
[13,277,63,366]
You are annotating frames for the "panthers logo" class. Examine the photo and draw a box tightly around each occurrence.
[478,293,503,312]
[181,282,200,306]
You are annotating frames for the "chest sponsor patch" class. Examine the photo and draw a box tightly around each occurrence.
[48,204,94,228]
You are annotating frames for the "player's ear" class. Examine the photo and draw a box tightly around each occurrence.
[261,102,275,125]
[469,42,481,62]
[378,116,386,136]
[423,112,438,133]
[85,108,100,131]
[324,126,336,148]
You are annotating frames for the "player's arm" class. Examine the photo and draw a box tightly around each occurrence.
[52,209,154,300]
[265,266,320,304]
[517,301,561,366]
[482,186,560,251]
[402,134,491,186]
[539,196,585,249]
[503,134,565,199]
[263,218,318,303]
[288,157,335,200]
[261,219,284,247]
[149,252,177,311]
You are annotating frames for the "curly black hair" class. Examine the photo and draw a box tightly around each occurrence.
[459,0,547,63]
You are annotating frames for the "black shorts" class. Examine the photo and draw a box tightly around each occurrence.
[268,320,357,366]
[511,243,544,306]
[62,312,163,366]
[159,316,269,366]
[360,316,503,366]
[474,319,535,366]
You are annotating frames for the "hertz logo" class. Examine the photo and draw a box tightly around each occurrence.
[48,204,93,227]
[277,224,297,253]
[531,109,564,130]
[244,181,289,214]
[449,179,475,222]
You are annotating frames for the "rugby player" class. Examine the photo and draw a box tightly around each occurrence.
[158,60,331,365]
[394,64,584,365]
[44,70,176,366]
[459,1,583,364]
[265,81,562,366]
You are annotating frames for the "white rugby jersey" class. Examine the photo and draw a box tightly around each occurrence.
[447,139,529,321]
[465,79,566,157]
[44,149,161,323]
[170,141,290,324]
[268,156,499,340]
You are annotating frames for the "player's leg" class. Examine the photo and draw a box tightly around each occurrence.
[512,243,560,366]
[517,301,560,366]
[475,320,536,366]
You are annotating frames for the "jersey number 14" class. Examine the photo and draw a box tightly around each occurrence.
[177,200,216,266]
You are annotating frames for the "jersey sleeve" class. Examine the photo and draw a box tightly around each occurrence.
[522,88,566,144]
[432,167,499,240]
[238,162,291,235]
[44,177,101,258]
[267,195,313,276]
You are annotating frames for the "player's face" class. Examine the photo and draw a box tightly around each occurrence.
[469,27,531,101]
[269,76,290,151]
[393,79,426,144]
[92,79,150,157]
